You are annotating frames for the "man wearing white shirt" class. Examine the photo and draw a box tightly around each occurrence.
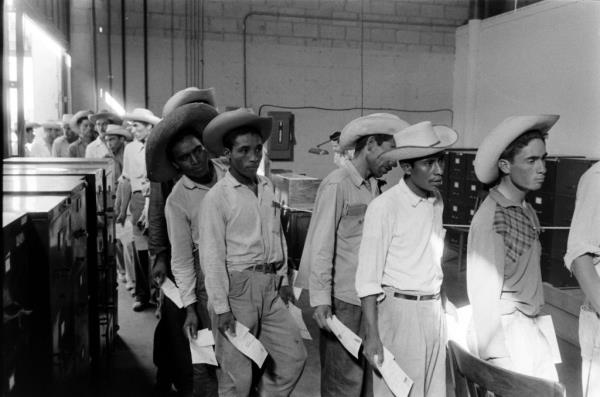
[28,121,61,157]
[120,108,161,311]
[86,109,123,159]
[356,122,457,397]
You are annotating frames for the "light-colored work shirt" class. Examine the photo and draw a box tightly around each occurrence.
[165,162,227,307]
[467,187,544,360]
[51,135,71,157]
[28,137,52,157]
[121,139,147,193]
[85,136,111,159]
[565,162,600,272]
[198,172,288,315]
[356,178,445,299]
[68,139,86,158]
[296,160,379,307]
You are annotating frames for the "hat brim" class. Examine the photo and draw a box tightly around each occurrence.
[203,112,272,156]
[89,112,122,124]
[105,129,132,140]
[146,103,219,182]
[339,115,410,150]
[162,88,217,117]
[123,113,161,126]
[381,125,458,162]
[474,115,559,184]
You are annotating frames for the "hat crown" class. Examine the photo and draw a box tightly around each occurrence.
[62,114,73,124]
[394,121,441,148]
[340,113,410,149]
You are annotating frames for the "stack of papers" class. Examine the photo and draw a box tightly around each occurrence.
[189,329,218,366]
[225,322,269,367]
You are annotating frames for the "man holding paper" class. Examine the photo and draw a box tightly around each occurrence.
[199,109,307,396]
[296,113,407,397]
[356,122,458,396]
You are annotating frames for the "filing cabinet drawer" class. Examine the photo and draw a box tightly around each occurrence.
[555,158,596,196]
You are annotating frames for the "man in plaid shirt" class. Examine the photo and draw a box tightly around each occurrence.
[467,115,560,380]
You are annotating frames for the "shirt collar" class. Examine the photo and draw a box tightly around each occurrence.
[488,187,522,208]
[224,170,268,189]
[182,160,228,190]
[342,159,370,188]
[398,178,439,207]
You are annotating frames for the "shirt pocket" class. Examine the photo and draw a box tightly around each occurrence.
[338,203,367,240]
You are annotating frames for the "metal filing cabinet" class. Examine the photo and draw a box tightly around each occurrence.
[3,165,108,371]
[2,212,35,397]
[3,176,91,390]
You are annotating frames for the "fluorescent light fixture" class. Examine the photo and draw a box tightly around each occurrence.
[104,92,126,116]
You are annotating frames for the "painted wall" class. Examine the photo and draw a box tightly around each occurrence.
[453,0,600,158]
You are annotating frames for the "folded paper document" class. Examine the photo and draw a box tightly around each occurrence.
[190,329,217,365]
[326,315,362,359]
[161,278,183,308]
[225,322,268,367]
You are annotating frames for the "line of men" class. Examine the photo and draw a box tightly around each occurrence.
[75,87,595,397]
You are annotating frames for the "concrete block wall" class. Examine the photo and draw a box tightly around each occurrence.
[70,0,469,178]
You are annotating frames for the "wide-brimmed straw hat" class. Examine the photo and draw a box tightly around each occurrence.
[42,121,61,129]
[146,103,219,182]
[25,121,41,129]
[202,109,272,156]
[339,113,410,150]
[123,108,161,126]
[89,109,123,125]
[70,110,93,131]
[380,121,458,162]
[474,114,559,184]
[61,114,73,125]
[104,124,132,140]
[162,87,217,117]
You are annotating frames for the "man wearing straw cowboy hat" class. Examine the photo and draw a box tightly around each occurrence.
[28,120,61,157]
[564,160,600,397]
[198,109,307,396]
[296,113,407,397]
[86,109,124,159]
[467,115,560,381]
[357,121,458,397]
[119,107,161,312]
[68,110,96,157]
[145,102,220,396]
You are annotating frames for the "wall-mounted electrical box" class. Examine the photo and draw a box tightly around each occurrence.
[267,111,294,161]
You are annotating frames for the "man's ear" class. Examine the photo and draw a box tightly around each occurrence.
[498,158,511,175]
[223,148,231,159]
[365,135,377,151]
[399,161,412,175]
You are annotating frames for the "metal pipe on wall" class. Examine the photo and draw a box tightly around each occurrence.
[143,0,148,108]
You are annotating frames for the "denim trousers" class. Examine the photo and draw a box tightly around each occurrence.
[320,297,372,397]
[211,270,307,396]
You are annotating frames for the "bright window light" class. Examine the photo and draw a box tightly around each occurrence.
[104,92,126,116]
[23,15,65,58]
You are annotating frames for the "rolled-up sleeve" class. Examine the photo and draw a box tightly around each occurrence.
[165,196,197,307]
[565,167,600,270]
[198,189,231,314]
[356,197,392,299]
[307,183,342,307]
[466,215,507,360]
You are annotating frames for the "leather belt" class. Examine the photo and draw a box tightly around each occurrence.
[393,292,440,301]
[245,263,278,274]
[132,190,142,194]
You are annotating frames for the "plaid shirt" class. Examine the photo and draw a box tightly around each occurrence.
[494,201,540,271]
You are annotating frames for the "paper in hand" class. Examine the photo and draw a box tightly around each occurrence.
[190,329,217,365]
[161,278,183,308]
[225,322,269,367]
[377,347,413,397]
[326,315,362,359]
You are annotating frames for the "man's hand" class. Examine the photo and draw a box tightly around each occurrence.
[138,203,149,231]
[312,305,332,331]
[218,311,236,336]
[152,254,168,287]
[278,285,295,305]
[183,306,199,340]
[363,333,384,368]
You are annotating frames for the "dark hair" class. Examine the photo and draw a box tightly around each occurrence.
[399,151,447,176]
[499,130,547,162]
[223,126,262,151]
[354,133,395,153]
[166,130,198,163]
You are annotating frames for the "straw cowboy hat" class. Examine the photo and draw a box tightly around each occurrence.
[61,114,73,125]
[25,121,41,129]
[202,108,272,156]
[474,114,559,184]
[104,124,132,140]
[123,108,161,126]
[146,103,219,182]
[41,121,61,129]
[70,110,93,131]
[162,87,217,117]
[89,109,123,125]
[381,121,458,162]
[338,113,410,150]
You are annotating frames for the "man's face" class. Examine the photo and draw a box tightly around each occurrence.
[132,121,152,142]
[171,135,211,180]
[95,118,109,135]
[25,128,35,143]
[226,132,263,180]
[44,127,61,143]
[63,124,78,142]
[403,153,445,197]
[79,119,96,142]
[501,138,547,192]
[366,137,396,178]
[105,135,125,152]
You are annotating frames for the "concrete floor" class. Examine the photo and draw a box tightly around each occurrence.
[96,254,583,397]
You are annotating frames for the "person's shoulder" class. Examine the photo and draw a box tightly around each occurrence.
[322,167,350,184]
